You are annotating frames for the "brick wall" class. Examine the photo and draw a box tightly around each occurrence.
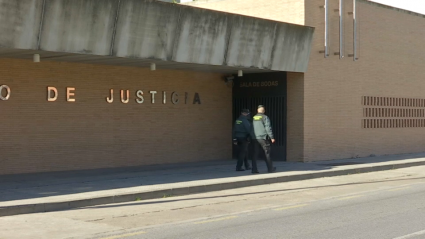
[303,0,425,161]
[286,72,304,161]
[0,58,231,175]
[184,0,305,25]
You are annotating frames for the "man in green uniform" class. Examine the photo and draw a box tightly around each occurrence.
[232,109,252,171]
[251,105,276,173]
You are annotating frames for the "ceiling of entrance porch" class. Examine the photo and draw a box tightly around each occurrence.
[0,0,315,73]
[0,48,275,74]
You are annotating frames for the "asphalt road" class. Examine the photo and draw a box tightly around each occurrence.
[2,166,425,239]
[104,182,425,239]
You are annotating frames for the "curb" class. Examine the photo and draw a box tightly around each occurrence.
[1,160,425,217]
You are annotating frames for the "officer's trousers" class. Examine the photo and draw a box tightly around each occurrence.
[236,138,251,170]
[252,139,273,172]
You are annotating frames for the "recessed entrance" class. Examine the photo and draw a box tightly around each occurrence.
[232,72,287,161]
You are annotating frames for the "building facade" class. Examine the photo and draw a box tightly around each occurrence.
[1,0,424,175]
[0,0,313,175]
[186,0,425,162]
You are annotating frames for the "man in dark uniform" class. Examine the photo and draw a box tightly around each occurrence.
[232,109,252,171]
[246,111,254,166]
[251,105,276,174]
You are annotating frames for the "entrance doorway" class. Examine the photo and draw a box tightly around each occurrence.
[232,72,287,161]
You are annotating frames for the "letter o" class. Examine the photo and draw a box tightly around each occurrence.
[0,85,11,101]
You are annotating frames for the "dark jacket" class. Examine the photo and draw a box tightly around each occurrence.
[251,113,274,140]
[232,115,251,139]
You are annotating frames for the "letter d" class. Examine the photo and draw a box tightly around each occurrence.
[47,87,58,102]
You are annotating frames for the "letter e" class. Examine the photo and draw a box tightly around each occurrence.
[66,87,76,102]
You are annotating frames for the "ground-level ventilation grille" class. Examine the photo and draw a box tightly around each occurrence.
[363,119,425,128]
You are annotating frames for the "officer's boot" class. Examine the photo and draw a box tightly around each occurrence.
[244,158,251,170]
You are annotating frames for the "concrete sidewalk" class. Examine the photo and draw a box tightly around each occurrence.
[1,153,425,217]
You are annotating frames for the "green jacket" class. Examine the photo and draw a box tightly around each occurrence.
[251,113,274,140]
[232,115,251,139]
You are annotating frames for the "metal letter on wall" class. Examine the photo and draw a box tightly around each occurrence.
[353,0,358,61]
[171,92,179,104]
[0,85,11,100]
[163,91,166,104]
[193,93,201,104]
[66,87,76,102]
[106,89,113,103]
[339,0,344,59]
[120,90,130,103]
[136,90,144,104]
[47,87,58,102]
[150,91,157,104]
[324,0,329,58]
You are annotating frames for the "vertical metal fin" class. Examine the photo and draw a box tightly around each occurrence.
[339,0,344,59]
[353,0,358,61]
[325,0,329,58]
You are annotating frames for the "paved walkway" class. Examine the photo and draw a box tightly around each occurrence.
[1,153,425,216]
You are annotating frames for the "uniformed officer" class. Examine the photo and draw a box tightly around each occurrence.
[232,109,252,171]
[246,112,254,166]
[251,105,276,173]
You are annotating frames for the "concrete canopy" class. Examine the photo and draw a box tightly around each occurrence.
[0,0,315,73]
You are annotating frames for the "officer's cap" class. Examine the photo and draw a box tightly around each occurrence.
[257,105,265,109]
[241,109,250,114]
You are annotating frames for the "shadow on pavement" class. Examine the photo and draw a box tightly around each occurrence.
[0,152,424,203]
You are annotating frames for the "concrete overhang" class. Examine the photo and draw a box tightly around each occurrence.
[0,0,315,74]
